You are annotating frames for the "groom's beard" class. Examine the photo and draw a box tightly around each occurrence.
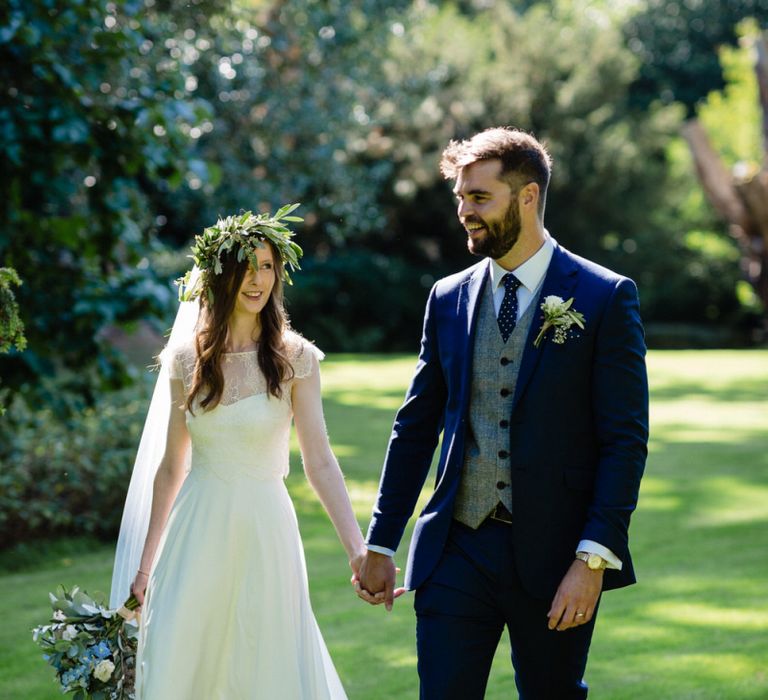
[466,201,521,259]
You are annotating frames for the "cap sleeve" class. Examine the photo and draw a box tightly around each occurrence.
[162,342,195,389]
[286,332,324,380]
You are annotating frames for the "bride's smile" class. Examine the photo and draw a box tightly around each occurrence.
[234,247,275,317]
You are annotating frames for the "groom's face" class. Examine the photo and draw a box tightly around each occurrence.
[454,159,521,260]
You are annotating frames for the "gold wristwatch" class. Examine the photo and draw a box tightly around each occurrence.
[575,551,607,571]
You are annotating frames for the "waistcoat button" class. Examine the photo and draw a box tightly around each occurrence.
[496,481,507,489]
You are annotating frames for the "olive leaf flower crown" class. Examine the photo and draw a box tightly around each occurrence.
[176,204,304,303]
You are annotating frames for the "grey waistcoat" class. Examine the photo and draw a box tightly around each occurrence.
[453,276,539,528]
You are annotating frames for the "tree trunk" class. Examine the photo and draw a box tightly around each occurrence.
[680,34,768,333]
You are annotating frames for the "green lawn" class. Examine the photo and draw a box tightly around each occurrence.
[2,350,766,699]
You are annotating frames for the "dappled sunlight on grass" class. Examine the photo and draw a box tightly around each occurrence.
[650,401,766,438]
[636,476,682,512]
[643,601,768,630]
[362,643,418,669]
[687,477,768,527]
[588,350,768,699]
[322,389,405,411]
[631,653,761,683]
[638,572,765,596]
[345,481,383,515]
[294,441,360,459]
[595,622,670,643]
[321,354,415,390]
[647,350,767,385]
[3,351,768,699]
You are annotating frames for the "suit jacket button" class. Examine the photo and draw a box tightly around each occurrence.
[500,388,510,397]
[496,481,507,489]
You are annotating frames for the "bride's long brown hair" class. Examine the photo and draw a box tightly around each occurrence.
[186,240,294,412]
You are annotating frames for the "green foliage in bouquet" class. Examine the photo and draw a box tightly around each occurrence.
[177,205,304,303]
[32,587,140,700]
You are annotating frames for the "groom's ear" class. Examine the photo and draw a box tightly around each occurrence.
[519,182,539,209]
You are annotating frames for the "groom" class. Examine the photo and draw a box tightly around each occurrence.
[357,127,649,698]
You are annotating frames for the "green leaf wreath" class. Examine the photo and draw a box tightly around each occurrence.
[176,204,304,303]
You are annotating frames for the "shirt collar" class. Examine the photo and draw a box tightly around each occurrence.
[489,234,554,293]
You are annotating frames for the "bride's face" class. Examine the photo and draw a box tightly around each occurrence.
[233,244,276,317]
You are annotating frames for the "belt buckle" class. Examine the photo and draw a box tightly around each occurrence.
[489,503,513,524]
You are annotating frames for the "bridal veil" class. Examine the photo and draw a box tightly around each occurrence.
[109,285,199,607]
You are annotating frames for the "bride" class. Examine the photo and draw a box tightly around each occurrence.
[110,209,365,699]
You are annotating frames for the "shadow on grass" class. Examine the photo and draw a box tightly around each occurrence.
[650,378,768,402]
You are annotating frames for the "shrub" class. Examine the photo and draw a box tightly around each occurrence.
[0,377,152,546]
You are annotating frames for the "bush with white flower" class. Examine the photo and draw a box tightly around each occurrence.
[32,586,139,700]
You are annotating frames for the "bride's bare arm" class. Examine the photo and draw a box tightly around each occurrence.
[292,353,366,571]
[131,377,191,604]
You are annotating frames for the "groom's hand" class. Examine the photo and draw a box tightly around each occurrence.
[547,560,603,632]
[355,550,402,611]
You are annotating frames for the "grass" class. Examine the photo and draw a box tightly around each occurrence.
[1,350,767,699]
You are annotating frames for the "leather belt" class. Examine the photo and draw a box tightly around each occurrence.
[488,502,513,525]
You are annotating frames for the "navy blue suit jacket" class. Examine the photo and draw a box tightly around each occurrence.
[367,242,649,600]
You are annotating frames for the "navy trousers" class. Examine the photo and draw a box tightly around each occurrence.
[414,519,598,700]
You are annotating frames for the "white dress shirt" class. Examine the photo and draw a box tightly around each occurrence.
[368,235,621,570]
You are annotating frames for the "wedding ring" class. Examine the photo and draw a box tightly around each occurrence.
[575,612,585,617]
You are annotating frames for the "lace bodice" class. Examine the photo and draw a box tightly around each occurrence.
[168,331,322,406]
[165,331,323,482]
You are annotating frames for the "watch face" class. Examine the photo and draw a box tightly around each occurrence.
[587,554,604,570]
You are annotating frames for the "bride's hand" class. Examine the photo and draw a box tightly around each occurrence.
[131,570,149,607]
[348,550,366,580]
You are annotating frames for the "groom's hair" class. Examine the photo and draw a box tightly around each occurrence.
[439,127,552,215]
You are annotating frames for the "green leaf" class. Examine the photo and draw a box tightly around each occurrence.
[275,202,301,219]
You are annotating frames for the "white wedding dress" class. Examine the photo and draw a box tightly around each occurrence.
[135,332,347,700]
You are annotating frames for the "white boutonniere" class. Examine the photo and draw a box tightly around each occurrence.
[533,295,585,347]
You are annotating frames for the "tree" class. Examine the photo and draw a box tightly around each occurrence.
[681,32,768,327]
[625,0,768,116]
[625,1,768,331]
[0,0,217,403]
[143,0,412,246]
[350,2,682,270]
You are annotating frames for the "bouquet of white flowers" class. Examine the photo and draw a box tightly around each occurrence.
[32,586,140,700]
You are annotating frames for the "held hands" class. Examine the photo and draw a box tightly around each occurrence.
[352,550,406,611]
[547,559,603,632]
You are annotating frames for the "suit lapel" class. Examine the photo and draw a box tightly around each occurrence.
[511,243,579,412]
[456,259,489,397]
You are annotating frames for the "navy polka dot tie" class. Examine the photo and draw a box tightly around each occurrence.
[498,273,522,343]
